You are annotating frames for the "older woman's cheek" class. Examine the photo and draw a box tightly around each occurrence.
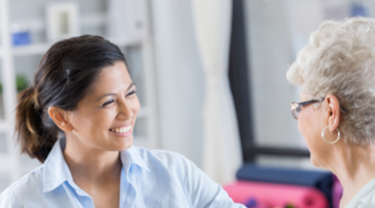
[297,118,310,149]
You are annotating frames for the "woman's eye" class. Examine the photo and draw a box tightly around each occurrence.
[101,99,114,107]
[126,90,136,96]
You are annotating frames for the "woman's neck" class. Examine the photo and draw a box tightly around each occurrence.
[62,137,122,188]
[325,142,375,208]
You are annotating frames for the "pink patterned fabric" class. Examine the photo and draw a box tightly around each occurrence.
[224,181,328,208]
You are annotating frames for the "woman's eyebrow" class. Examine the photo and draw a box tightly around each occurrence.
[94,82,135,102]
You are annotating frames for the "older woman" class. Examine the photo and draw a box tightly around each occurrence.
[287,17,375,207]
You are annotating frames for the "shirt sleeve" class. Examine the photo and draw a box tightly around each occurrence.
[0,191,22,208]
[176,153,245,208]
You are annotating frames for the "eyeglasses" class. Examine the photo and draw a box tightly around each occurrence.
[291,96,349,120]
[291,97,325,120]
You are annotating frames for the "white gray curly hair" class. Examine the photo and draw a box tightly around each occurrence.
[287,17,375,144]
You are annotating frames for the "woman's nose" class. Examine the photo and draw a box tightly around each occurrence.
[117,99,132,120]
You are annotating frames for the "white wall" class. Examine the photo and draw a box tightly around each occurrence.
[150,0,205,168]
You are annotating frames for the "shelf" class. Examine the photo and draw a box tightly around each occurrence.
[110,37,143,48]
[9,13,142,56]
[12,43,49,56]
[11,37,142,57]
[12,13,107,34]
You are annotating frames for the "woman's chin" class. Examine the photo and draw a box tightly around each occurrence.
[120,137,134,150]
[104,137,133,151]
[115,140,133,151]
[108,133,134,149]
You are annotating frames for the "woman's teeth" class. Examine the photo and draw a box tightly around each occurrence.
[110,126,131,133]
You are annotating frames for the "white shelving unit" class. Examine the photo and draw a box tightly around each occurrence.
[0,0,20,188]
[0,0,158,192]
[11,36,144,56]
[12,43,49,56]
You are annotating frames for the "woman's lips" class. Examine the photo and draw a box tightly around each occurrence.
[109,125,132,137]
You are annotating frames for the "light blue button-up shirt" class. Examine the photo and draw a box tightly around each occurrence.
[0,138,245,208]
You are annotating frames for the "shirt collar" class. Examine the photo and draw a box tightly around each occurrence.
[42,138,75,193]
[42,139,150,192]
[120,145,150,172]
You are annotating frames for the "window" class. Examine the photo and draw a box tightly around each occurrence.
[229,0,372,168]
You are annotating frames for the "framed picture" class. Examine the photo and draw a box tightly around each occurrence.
[45,2,80,42]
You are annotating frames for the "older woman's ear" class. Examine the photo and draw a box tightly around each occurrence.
[324,94,341,132]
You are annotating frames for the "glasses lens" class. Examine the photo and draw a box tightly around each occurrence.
[291,110,298,119]
[291,102,299,119]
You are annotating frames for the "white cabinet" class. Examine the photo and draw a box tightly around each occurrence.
[0,0,158,192]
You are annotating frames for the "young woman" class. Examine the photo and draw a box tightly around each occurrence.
[0,35,244,208]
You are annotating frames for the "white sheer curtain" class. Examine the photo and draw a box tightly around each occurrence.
[191,0,242,184]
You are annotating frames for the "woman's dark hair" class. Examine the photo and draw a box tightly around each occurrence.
[15,35,127,163]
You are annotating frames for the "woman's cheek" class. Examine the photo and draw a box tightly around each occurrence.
[297,116,313,147]
[132,97,141,114]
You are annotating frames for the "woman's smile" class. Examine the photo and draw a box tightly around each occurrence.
[109,124,132,137]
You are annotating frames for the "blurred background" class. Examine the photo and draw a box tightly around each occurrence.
[0,0,373,196]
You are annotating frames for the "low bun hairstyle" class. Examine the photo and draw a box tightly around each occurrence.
[15,35,127,163]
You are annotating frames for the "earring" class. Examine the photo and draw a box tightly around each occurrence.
[321,126,340,144]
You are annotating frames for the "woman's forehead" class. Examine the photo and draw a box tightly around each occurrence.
[97,62,130,85]
[85,62,132,99]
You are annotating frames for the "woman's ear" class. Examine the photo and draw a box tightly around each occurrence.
[48,106,73,132]
[325,94,341,132]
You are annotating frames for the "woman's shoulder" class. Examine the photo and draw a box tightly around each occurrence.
[354,191,375,208]
[351,192,375,208]
[0,165,44,206]
[2,165,44,193]
[133,147,245,208]
[346,178,375,208]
